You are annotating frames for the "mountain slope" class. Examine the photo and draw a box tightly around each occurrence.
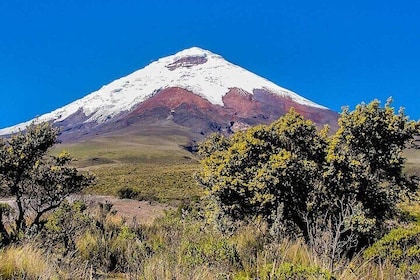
[0,47,338,141]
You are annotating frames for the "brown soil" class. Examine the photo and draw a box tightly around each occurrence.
[81,195,173,225]
[0,195,173,226]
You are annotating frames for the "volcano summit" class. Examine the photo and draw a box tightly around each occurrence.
[0,47,338,141]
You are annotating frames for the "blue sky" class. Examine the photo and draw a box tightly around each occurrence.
[0,0,419,128]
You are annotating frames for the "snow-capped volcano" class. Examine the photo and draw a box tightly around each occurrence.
[0,47,338,140]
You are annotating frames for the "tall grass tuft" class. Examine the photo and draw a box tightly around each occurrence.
[0,244,58,279]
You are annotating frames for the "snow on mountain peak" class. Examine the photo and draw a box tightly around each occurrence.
[170,46,213,58]
[0,47,327,135]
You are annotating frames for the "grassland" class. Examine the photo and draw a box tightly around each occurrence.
[50,126,203,205]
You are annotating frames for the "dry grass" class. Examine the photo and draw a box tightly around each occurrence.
[0,244,58,279]
[0,209,417,280]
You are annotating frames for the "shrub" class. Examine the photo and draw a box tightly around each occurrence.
[43,200,91,257]
[117,186,139,199]
[258,262,334,280]
[197,100,420,247]
[0,122,95,243]
[323,99,419,242]
[364,224,420,277]
[197,109,327,236]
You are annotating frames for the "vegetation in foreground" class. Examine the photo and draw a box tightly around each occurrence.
[0,99,419,279]
[1,204,420,279]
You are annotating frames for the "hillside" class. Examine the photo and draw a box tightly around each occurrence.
[49,124,202,204]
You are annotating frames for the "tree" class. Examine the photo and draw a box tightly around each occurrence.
[0,122,94,244]
[197,109,328,235]
[323,99,419,240]
[197,100,419,244]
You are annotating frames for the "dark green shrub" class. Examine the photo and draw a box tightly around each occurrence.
[198,101,420,246]
[364,225,420,264]
[197,110,327,236]
[180,236,240,269]
[117,187,139,199]
[364,224,420,276]
[259,262,334,280]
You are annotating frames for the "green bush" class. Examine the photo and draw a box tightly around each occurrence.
[364,224,420,278]
[257,262,334,280]
[197,109,327,235]
[117,186,139,199]
[364,225,420,267]
[197,101,420,246]
[180,236,240,268]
